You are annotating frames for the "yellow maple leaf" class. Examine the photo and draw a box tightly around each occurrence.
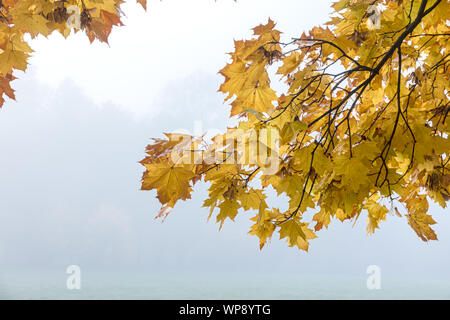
[236,84,277,114]
[364,198,389,235]
[0,49,29,76]
[407,211,438,242]
[277,52,302,76]
[141,163,196,208]
[279,219,317,251]
[216,199,240,228]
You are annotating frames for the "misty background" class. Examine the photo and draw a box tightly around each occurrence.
[0,0,448,299]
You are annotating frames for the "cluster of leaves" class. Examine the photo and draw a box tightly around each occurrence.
[141,0,449,250]
[0,0,147,106]
[0,0,447,252]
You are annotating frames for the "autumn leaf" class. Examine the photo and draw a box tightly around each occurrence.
[0,49,29,76]
[0,0,145,107]
[141,162,196,209]
[364,196,389,235]
[216,199,240,228]
[137,0,147,10]
[279,219,317,251]
[404,193,438,241]
[407,211,438,242]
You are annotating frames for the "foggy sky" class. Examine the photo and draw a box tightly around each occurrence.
[0,0,448,298]
[1,69,449,279]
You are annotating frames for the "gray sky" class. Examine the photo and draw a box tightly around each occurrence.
[0,0,449,298]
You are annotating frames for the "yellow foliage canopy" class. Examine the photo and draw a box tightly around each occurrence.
[0,0,448,251]
[0,0,147,106]
[141,0,449,251]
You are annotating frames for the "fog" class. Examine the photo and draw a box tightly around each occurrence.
[0,0,448,299]
[1,69,449,276]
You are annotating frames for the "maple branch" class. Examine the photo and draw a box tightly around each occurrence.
[278,0,443,224]
[291,38,375,73]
